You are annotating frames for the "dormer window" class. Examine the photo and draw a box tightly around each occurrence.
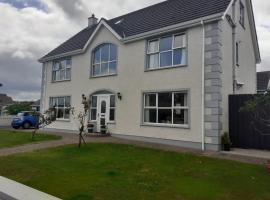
[92,43,117,77]
[52,58,71,82]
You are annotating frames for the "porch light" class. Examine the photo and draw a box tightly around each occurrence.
[117,92,122,100]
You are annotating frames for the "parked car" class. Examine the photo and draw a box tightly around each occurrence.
[11,111,38,129]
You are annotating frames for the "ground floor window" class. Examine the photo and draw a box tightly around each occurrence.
[49,96,71,120]
[143,91,189,126]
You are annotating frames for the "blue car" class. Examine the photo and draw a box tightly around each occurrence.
[11,111,38,129]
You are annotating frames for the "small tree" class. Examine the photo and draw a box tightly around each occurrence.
[6,102,32,115]
[70,94,89,148]
[240,90,270,135]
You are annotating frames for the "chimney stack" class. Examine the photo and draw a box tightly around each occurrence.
[88,14,98,27]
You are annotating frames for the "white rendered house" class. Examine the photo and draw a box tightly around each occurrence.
[39,0,260,151]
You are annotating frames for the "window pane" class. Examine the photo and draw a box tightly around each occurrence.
[158,109,172,124]
[158,93,172,107]
[66,68,71,80]
[58,97,64,107]
[60,70,65,80]
[109,61,117,74]
[174,93,187,107]
[144,109,157,123]
[173,109,188,124]
[55,71,60,81]
[160,51,172,67]
[91,109,97,120]
[110,44,117,61]
[60,60,66,69]
[51,98,57,107]
[101,44,109,62]
[110,95,115,107]
[173,49,186,65]
[94,48,101,63]
[145,94,156,107]
[65,96,71,107]
[64,108,70,119]
[92,96,97,107]
[53,62,60,71]
[110,108,115,121]
[148,54,159,69]
[66,59,72,68]
[101,101,106,113]
[174,34,186,48]
[148,40,159,53]
[57,108,64,118]
[160,36,173,51]
[93,64,100,76]
[101,63,108,75]
[52,71,56,81]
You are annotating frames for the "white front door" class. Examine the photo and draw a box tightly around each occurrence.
[97,95,110,132]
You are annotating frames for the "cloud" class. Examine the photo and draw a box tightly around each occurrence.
[0,0,269,101]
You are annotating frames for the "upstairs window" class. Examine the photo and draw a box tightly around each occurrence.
[239,2,245,28]
[52,58,71,82]
[92,43,117,77]
[147,33,187,70]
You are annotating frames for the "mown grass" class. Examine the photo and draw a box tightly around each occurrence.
[0,130,62,148]
[0,143,269,200]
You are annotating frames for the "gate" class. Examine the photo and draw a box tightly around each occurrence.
[229,94,270,150]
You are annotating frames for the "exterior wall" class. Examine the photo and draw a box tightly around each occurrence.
[220,0,257,133]
[204,21,223,151]
[41,25,205,148]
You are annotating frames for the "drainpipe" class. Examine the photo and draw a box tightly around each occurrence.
[232,0,237,94]
[201,20,205,151]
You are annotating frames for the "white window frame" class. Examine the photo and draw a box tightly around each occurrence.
[49,96,71,121]
[52,58,71,82]
[91,43,118,77]
[143,91,189,128]
[146,33,187,70]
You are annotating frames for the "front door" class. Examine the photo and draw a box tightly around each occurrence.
[97,96,110,132]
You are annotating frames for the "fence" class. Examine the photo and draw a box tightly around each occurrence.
[0,116,13,127]
[229,94,270,150]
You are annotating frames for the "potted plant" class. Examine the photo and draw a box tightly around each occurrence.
[221,132,232,151]
[267,160,270,173]
[100,125,107,134]
[87,123,94,133]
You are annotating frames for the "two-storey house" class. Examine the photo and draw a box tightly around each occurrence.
[39,0,260,151]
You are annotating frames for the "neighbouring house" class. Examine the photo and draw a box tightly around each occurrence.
[31,100,41,112]
[0,94,13,116]
[39,0,260,151]
[257,71,270,94]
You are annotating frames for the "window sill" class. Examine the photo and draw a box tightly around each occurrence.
[90,74,117,79]
[145,64,187,72]
[141,123,190,129]
[51,79,71,84]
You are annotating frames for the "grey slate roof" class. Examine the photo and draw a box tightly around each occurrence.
[257,71,270,92]
[40,0,231,61]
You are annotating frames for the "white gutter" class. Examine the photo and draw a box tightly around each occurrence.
[201,20,205,151]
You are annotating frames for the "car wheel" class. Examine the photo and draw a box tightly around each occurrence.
[22,122,31,129]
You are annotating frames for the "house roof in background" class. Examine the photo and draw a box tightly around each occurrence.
[0,94,13,106]
[257,71,270,92]
[40,0,231,62]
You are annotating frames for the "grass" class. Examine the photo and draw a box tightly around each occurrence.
[0,143,269,200]
[0,130,62,148]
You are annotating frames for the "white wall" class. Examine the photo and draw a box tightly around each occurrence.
[42,25,204,144]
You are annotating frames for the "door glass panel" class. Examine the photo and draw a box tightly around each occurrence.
[101,100,106,113]
[100,118,105,126]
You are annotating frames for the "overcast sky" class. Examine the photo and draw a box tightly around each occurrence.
[0,0,269,101]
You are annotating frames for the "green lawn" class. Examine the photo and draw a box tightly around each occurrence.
[0,130,62,148]
[0,144,269,200]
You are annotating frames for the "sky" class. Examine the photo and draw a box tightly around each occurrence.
[0,0,269,101]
